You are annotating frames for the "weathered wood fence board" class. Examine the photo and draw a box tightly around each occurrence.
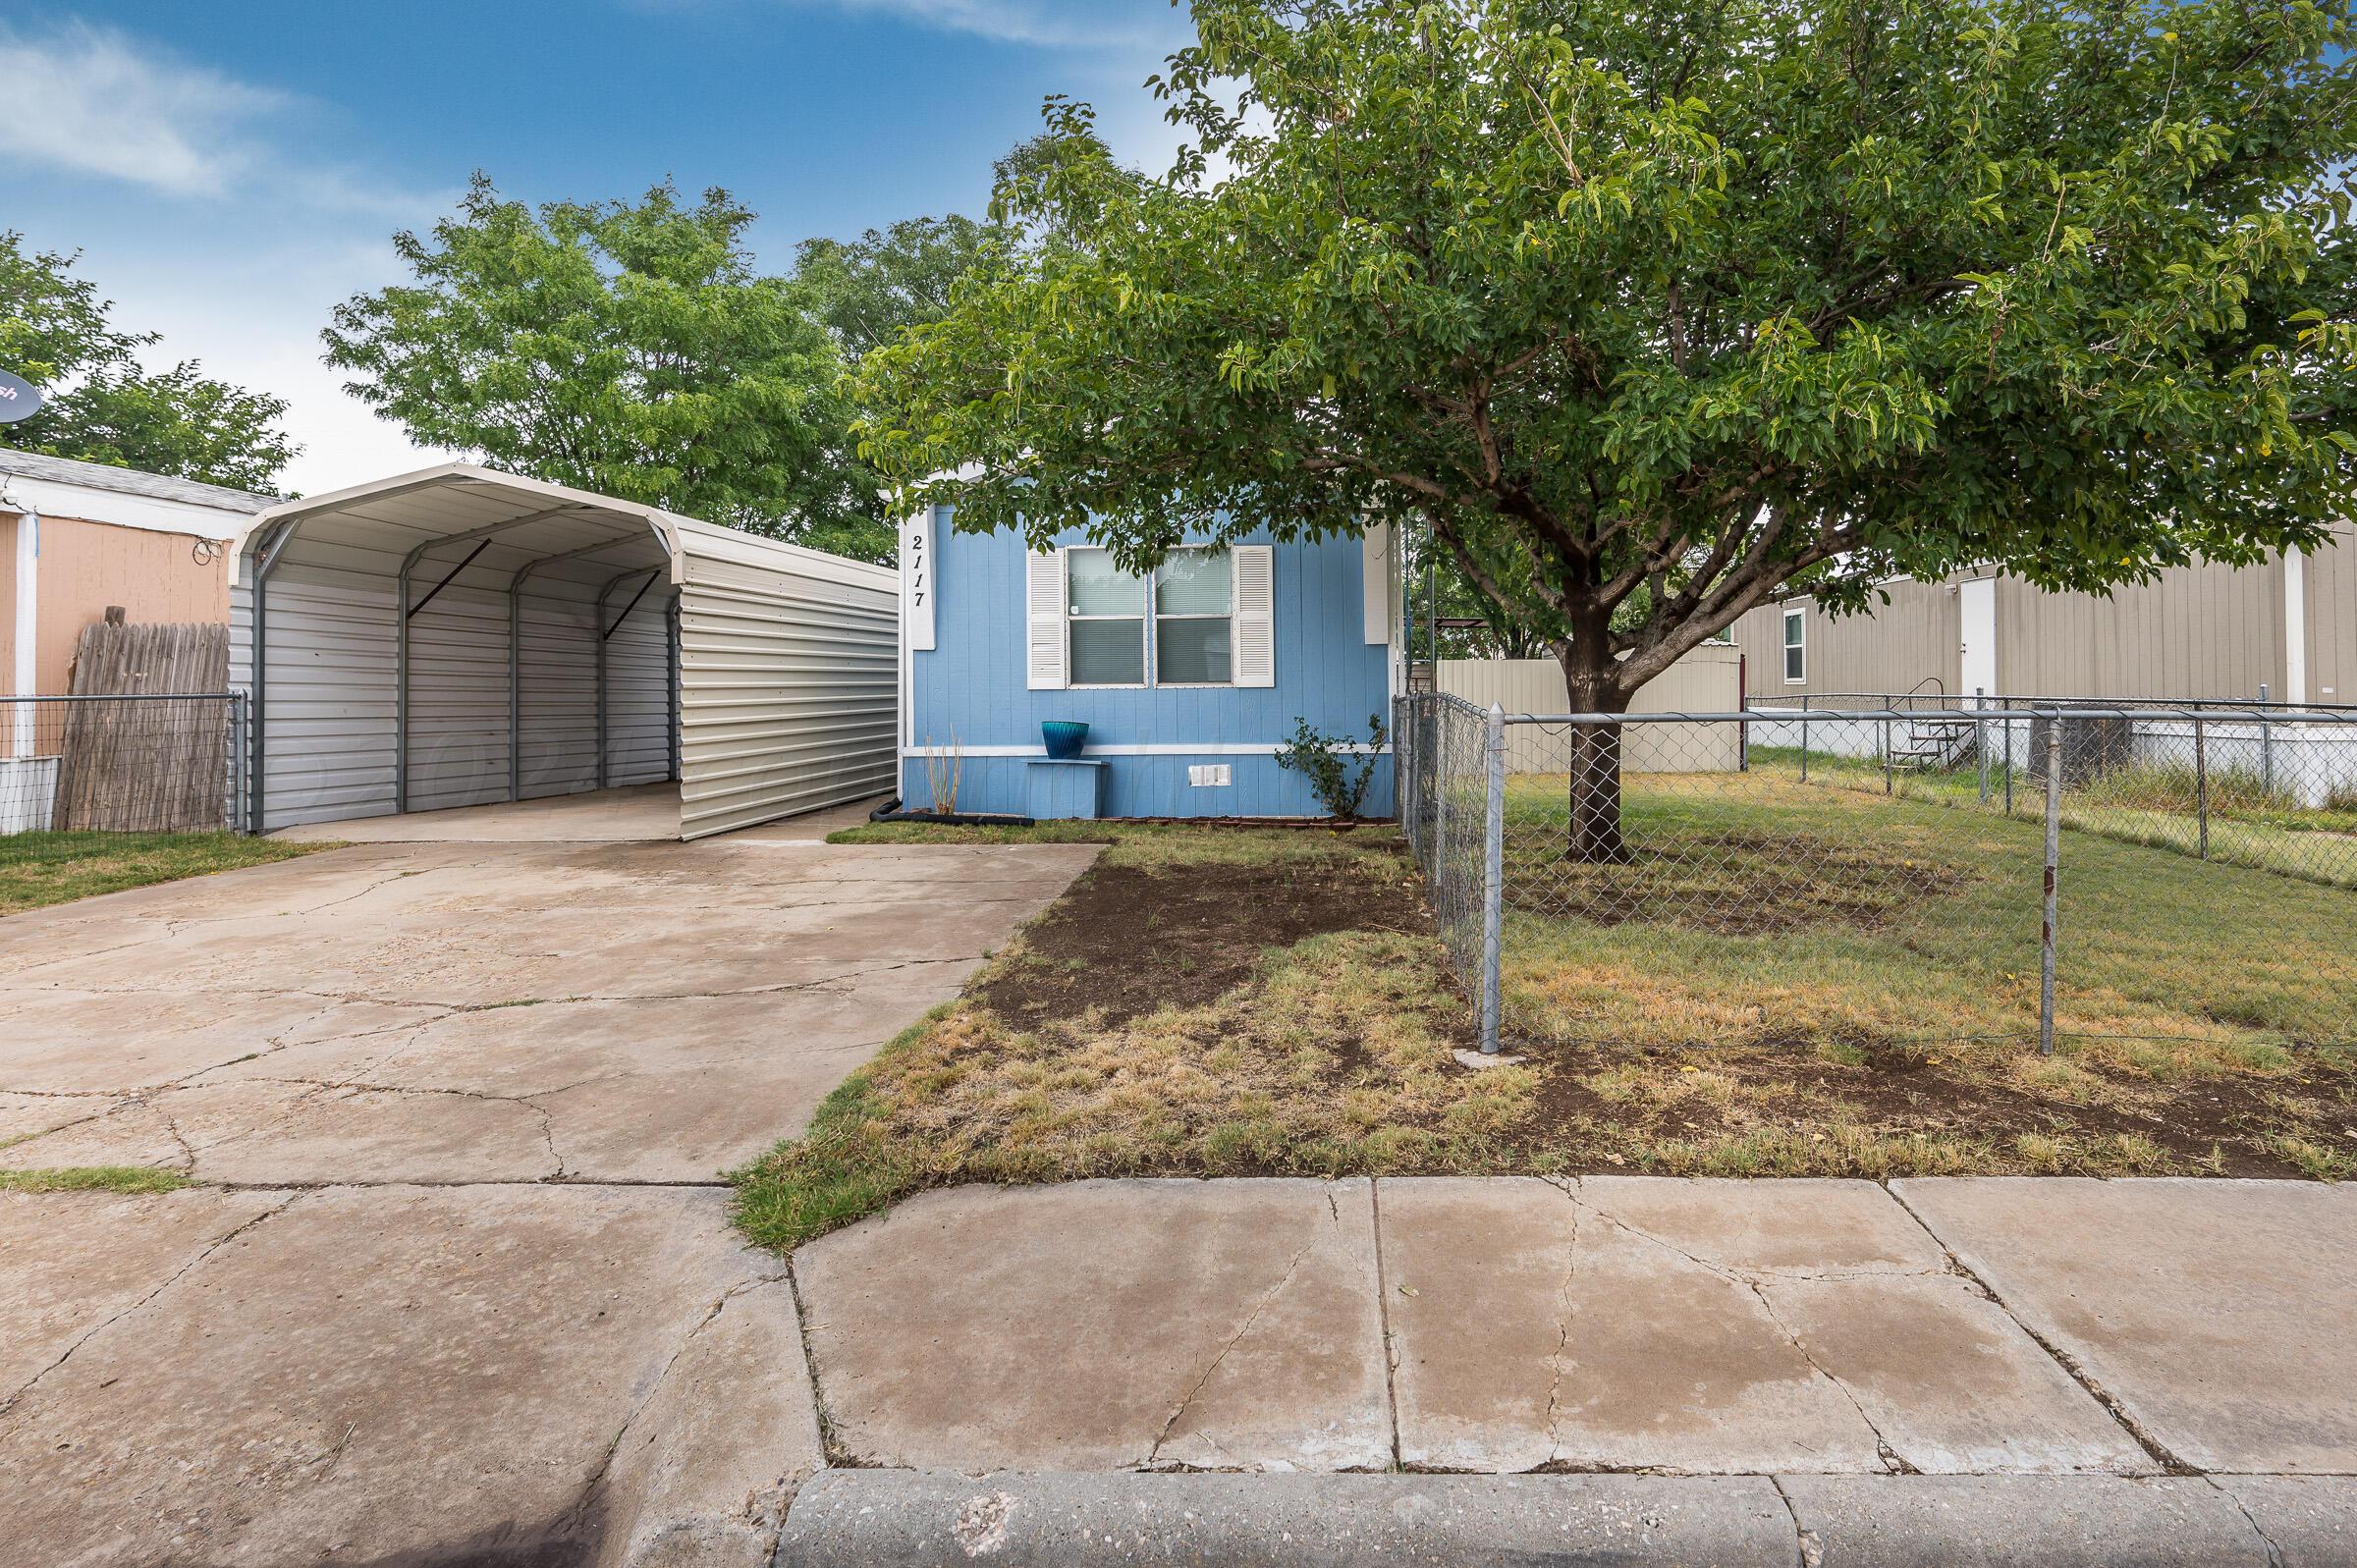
[53,617,233,832]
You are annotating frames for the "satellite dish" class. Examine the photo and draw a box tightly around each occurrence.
[0,370,43,424]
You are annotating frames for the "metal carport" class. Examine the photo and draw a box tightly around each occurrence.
[231,464,897,839]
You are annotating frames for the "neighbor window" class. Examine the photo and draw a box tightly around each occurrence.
[1067,549,1147,685]
[1155,548,1233,685]
[1782,606,1806,683]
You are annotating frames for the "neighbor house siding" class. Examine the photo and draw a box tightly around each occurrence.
[1996,556,2284,702]
[904,522,1392,818]
[1732,575,1961,700]
[16,514,229,695]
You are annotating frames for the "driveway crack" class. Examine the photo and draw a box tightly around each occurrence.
[1146,1207,1326,1468]
[0,1189,303,1420]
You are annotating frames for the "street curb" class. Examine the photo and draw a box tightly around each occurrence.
[770,1470,2347,1567]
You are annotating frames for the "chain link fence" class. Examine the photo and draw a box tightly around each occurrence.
[1397,691,2357,1057]
[2,694,249,856]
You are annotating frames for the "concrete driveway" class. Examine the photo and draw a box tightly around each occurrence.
[0,817,1096,1567]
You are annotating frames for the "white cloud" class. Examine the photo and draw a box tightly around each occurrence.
[786,0,1187,50]
[0,21,286,196]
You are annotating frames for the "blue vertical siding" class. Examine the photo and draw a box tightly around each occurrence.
[904,522,1394,818]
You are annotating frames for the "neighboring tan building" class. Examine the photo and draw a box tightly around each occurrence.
[1,448,272,698]
[1728,524,2354,706]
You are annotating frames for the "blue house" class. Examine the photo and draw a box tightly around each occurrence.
[896,509,1400,819]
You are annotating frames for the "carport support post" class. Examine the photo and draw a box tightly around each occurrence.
[1480,702,1505,1055]
[508,585,521,801]
[2040,718,2061,1056]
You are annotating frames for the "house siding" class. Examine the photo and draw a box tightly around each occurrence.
[1731,575,1961,700]
[904,521,1393,818]
[1731,536,2350,705]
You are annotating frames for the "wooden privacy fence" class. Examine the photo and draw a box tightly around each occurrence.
[1434,646,1745,773]
[50,614,236,832]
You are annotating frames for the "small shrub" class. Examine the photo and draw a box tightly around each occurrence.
[1276,711,1390,820]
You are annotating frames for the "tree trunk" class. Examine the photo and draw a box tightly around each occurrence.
[1555,637,1633,864]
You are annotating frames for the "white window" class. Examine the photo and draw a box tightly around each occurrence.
[1155,548,1233,685]
[1782,605,1806,683]
[1067,549,1147,686]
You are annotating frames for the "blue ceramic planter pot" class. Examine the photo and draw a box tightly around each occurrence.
[1041,721,1090,760]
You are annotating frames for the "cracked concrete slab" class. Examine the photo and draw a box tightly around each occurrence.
[0,1187,290,1399]
[0,837,1092,1186]
[1892,1177,2357,1474]
[1376,1176,1578,1473]
[1376,1178,2137,1477]
[0,1185,818,1568]
[793,1178,1393,1473]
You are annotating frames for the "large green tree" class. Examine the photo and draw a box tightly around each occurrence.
[2,233,297,492]
[326,177,891,558]
[796,215,1006,362]
[856,0,2357,857]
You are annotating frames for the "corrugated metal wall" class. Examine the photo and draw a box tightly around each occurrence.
[677,552,898,838]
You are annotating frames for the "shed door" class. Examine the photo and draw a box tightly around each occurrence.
[1959,577,1997,699]
[676,561,899,839]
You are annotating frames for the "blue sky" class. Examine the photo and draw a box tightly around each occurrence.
[1,2,1198,492]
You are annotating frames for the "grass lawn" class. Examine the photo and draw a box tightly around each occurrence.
[0,1165,192,1195]
[1748,745,2357,890]
[0,831,328,916]
[732,797,2356,1251]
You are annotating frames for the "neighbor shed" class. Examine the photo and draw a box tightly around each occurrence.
[232,464,896,838]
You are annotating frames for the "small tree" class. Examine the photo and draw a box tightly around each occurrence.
[325,177,880,556]
[855,0,2357,859]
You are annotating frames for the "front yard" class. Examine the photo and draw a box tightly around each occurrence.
[733,792,2356,1250]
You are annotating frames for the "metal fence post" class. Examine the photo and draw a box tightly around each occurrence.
[1883,716,1894,794]
[1799,694,1810,783]
[2003,699,2014,816]
[2040,718,2061,1056]
[1480,702,1506,1055]
[1976,688,1990,804]
[2194,716,2210,860]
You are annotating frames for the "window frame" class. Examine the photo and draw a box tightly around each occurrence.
[1151,545,1235,688]
[1064,547,1149,689]
[1781,605,1807,684]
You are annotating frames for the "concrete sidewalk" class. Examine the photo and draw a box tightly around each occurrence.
[780,1175,2357,1560]
[793,1175,2357,1479]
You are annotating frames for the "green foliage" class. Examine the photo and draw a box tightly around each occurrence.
[0,1165,192,1195]
[1,232,297,491]
[857,0,2357,710]
[795,214,1006,362]
[1275,710,1391,819]
[325,176,891,561]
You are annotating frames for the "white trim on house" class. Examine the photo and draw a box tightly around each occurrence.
[1781,603,1807,683]
[1232,544,1275,686]
[0,472,258,541]
[2285,546,2307,707]
[1361,522,1391,644]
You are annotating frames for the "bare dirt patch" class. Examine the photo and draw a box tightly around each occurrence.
[974,841,1432,1026]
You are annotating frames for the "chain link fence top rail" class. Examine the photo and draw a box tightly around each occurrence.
[1396,693,2356,1058]
[2,694,248,850]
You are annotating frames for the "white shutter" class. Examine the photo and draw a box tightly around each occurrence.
[1026,549,1068,689]
[1233,545,1275,687]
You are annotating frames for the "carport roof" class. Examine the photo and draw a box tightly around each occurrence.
[243,461,890,591]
